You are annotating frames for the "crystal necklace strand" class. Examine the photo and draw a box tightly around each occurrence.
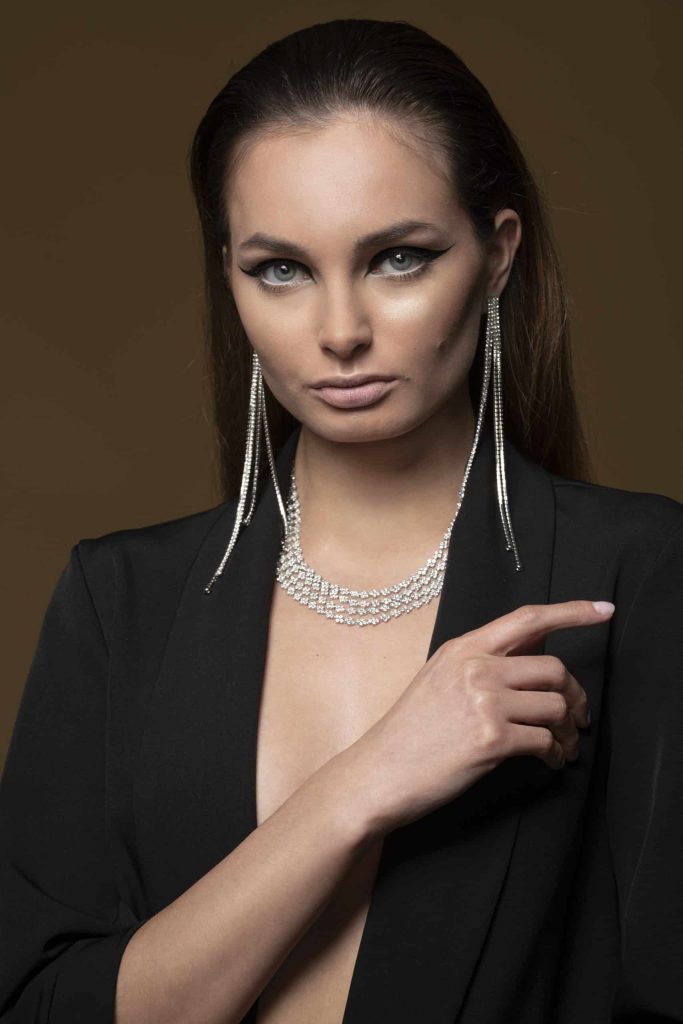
[275,469,466,627]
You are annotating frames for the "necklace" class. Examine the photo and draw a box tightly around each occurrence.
[275,469,466,627]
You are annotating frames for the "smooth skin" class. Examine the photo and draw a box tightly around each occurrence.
[115,113,610,1023]
[223,114,517,586]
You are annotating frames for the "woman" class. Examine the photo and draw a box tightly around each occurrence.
[1,17,681,1024]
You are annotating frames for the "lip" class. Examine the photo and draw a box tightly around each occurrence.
[313,378,398,409]
[312,373,397,388]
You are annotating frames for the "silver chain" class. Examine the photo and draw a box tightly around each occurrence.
[275,468,466,627]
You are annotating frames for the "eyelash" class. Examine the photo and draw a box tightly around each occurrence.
[239,246,449,294]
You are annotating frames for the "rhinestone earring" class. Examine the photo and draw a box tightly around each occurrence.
[205,296,522,593]
[477,295,523,571]
[204,349,288,594]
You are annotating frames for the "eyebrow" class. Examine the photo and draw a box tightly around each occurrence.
[236,219,442,260]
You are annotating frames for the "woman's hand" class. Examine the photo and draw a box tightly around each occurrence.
[343,600,613,837]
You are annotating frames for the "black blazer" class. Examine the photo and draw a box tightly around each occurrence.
[1,418,683,1024]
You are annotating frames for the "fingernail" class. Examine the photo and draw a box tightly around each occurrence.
[587,709,592,725]
[592,601,615,615]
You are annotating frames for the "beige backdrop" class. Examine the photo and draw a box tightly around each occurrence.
[2,1,682,767]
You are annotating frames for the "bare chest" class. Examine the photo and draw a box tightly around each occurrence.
[253,583,439,1024]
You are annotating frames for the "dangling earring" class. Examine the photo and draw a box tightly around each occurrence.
[205,298,522,593]
[204,349,289,594]
[469,295,523,572]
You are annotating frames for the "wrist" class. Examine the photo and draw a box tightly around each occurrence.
[313,740,391,847]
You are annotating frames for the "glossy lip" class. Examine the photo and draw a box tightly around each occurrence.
[311,373,397,389]
[313,378,398,409]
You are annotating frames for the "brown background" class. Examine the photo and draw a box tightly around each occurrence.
[2,1,681,768]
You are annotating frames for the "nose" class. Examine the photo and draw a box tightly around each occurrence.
[317,280,373,359]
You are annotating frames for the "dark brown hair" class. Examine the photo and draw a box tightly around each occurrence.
[189,18,594,501]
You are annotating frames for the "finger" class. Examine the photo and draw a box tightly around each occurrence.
[461,600,614,658]
[504,722,566,770]
[501,690,580,761]
[502,654,590,729]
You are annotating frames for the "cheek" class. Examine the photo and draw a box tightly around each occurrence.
[231,287,303,381]
[394,283,478,371]
[231,283,272,344]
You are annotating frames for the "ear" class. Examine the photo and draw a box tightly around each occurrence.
[485,209,522,304]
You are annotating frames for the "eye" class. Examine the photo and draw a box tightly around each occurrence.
[370,247,434,279]
[250,259,311,291]
[239,244,452,294]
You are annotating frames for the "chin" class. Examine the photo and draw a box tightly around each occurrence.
[300,409,420,446]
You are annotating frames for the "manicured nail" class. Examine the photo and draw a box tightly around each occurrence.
[592,601,615,615]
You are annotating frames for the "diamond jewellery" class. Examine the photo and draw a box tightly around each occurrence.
[204,294,523,600]
[275,461,459,625]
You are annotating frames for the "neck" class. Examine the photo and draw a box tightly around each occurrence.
[291,394,477,586]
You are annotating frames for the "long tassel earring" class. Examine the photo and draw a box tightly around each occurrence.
[475,295,523,571]
[204,349,289,594]
[205,298,522,594]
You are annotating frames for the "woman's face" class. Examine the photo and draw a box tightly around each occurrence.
[223,116,520,444]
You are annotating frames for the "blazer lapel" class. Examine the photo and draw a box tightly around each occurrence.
[341,418,556,1023]
[132,425,293,910]
[133,415,556,1024]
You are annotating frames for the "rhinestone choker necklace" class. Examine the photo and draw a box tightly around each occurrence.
[275,469,466,627]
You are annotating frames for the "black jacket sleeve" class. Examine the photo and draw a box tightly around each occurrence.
[0,542,146,1022]
[605,520,683,1021]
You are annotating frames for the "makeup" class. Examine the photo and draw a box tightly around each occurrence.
[313,378,398,408]
[238,244,454,294]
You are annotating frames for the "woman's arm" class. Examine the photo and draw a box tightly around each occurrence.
[0,543,376,1024]
[116,752,371,1024]
[0,544,147,1022]
[604,519,683,1022]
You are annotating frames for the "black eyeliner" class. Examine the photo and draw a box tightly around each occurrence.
[238,242,454,281]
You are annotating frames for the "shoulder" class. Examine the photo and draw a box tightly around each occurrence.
[70,498,239,640]
[75,499,237,574]
[547,468,683,565]
[545,470,683,628]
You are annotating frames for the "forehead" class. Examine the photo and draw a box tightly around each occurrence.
[224,117,463,244]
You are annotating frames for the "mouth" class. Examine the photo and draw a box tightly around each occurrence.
[311,378,398,409]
